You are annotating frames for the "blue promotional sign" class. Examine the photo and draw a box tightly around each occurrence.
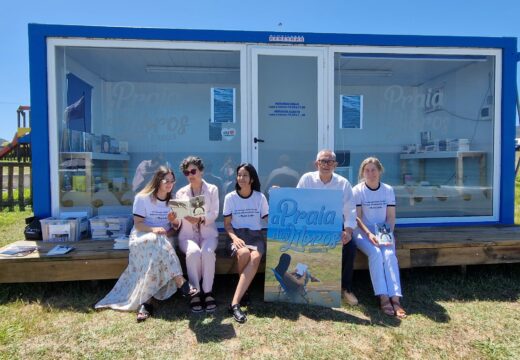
[264,188,343,308]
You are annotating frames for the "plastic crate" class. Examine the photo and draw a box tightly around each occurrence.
[40,216,89,242]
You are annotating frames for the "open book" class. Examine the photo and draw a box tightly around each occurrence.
[47,245,74,256]
[295,263,308,276]
[168,195,206,218]
[0,245,37,257]
[374,223,394,245]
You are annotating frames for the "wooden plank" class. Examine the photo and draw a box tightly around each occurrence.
[410,245,520,267]
[2,225,520,283]
[0,258,128,283]
[0,163,3,210]
[396,225,520,248]
[7,164,14,211]
[18,164,25,210]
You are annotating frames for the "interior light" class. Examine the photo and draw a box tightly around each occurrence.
[145,65,239,74]
[338,69,393,77]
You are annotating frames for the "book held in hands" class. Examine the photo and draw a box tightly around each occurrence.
[168,195,206,218]
[374,223,394,245]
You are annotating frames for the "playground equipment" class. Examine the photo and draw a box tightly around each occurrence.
[0,106,31,162]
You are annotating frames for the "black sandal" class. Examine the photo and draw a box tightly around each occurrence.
[179,280,192,298]
[190,293,204,313]
[204,292,217,313]
[136,303,153,322]
[228,304,247,323]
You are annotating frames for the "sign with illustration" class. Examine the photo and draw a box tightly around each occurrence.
[211,87,236,124]
[264,188,343,308]
[340,95,363,129]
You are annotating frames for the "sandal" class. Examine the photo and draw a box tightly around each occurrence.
[392,300,407,319]
[380,297,395,317]
[204,292,217,313]
[190,293,204,313]
[137,303,153,322]
[179,279,193,298]
[228,304,247,323]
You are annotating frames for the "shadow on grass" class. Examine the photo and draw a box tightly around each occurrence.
[0,280,114,312]
[352,263,520,324]
[0,263,518,337]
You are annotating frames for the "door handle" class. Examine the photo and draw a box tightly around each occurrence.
[254,137,265,144]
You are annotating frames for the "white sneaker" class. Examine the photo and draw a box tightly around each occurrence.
[342,290,358,306]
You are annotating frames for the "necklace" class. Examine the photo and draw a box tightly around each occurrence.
[190,184,203,197]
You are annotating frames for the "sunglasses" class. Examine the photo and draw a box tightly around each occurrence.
[160,179,175,184]
[183,169,198,176]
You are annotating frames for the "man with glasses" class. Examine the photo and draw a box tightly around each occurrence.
[296,149,358,306]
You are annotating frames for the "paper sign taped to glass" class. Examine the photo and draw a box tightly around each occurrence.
[264,188,343,308]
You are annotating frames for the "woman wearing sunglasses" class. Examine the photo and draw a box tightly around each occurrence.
[169,156,219,313]
[95,165,192,322]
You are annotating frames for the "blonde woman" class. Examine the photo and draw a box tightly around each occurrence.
[352,157,406,319]
[95,166,191,322]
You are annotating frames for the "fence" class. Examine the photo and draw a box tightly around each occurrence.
[0,162,32,211]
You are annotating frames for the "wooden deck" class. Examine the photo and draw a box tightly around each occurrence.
[1,225,520,283]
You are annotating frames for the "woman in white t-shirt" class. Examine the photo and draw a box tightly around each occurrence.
[223,163,268,323]
[95,166,192,322]
[352,157,406,319]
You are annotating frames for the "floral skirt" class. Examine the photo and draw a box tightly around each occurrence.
[95,230,183,311]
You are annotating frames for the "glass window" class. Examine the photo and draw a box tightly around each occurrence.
[54,46,241,223]
[334,53,496,219]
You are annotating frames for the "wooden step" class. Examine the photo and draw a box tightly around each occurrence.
[1,225,520,283]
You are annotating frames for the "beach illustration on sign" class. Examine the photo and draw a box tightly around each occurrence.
[211,87,235,124]
[264,188,343,308]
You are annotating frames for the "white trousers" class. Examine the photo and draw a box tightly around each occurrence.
[354,232,402,297]
[178,235,218,293]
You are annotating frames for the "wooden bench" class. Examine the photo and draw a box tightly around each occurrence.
[1,225,520,283]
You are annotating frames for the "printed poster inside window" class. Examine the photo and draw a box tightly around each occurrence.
[211,87,236,124]
[340,95,363,129]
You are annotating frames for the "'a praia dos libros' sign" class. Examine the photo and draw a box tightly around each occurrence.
[265,188,343,308]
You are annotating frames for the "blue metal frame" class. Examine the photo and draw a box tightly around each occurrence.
[28,24,518,224]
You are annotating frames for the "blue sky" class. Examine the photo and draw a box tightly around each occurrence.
[0,0,518,141]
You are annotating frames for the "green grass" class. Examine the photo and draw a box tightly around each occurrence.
[1,188,31,203]
[0,264,518,359]
[0,209,32,247]
[0,170,519,358]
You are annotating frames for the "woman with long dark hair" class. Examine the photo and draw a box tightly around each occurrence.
[223,163,268,323]
[95,165,191,322]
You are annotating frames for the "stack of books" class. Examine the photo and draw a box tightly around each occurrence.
[90,217,109,240]
[89,215,132,240]
[113,235,129,250]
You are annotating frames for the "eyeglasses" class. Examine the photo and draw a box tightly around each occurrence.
[318,159,336,166]
[183,169,198,176]
[160,179,175,184]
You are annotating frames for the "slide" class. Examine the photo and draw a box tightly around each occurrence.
[0,133,19,159]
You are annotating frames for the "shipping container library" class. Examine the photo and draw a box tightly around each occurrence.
[29,24,517,228]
